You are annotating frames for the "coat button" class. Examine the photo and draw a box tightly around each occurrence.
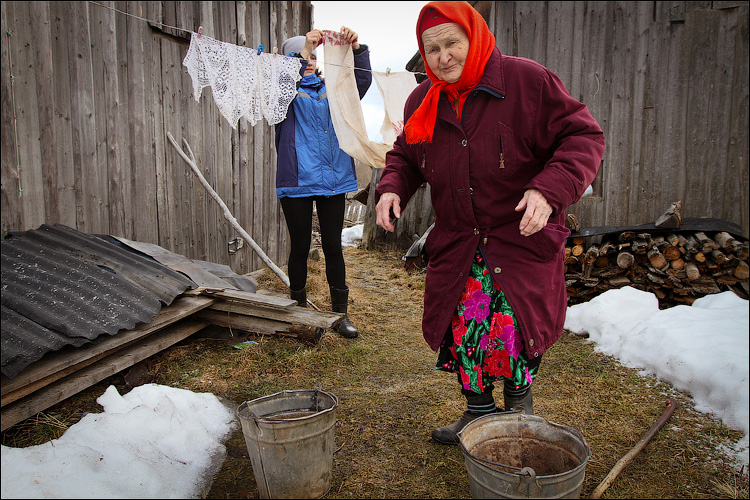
[461,139,467,146]
[494,267,501,274]
[483,237,488,244]
[533,352,539,357]
[474,228,479,235]
[529,339,535,346]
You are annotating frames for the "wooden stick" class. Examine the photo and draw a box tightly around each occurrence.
[166,132,290,288]
[589,399,679,499]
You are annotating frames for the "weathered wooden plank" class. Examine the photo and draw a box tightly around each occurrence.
[148,1,166,245]
[515,1,548,61]
[70,2,102,233]
[114,0,134,238]
[545,1,576,93]
[97,2,127,236]
[251,1,266,271]
[196,310,322,343]
[708,7,736,224]
[1,296,215,404]
[684,9,721,222]
[567,0,609,228]
[634,1,663,224]
[10,2,47,230]
[0,319,209,432]
[0,2,23,232]
[161,1,191,255]
[207,300,343,329]
[720,3,749,233]
[230,1,250,274]
[28,2,60,227]
[493,2,516,56]
[604,1,635,226]
[186,287,297,309]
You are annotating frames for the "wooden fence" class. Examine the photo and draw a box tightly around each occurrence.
[365,1,749,250]
[1,1,312,273]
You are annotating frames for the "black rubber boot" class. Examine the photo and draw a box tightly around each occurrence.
[504,384,534,415]
[432,411,490,445]
[290,286,306,307]
[330,285,358,338]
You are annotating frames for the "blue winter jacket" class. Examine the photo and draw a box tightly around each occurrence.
[275,45,372,198]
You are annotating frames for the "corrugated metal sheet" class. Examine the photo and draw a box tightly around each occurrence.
[1,224,196,380]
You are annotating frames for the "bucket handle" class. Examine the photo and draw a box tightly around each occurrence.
[469,453,542,496]
[515,467,543,497]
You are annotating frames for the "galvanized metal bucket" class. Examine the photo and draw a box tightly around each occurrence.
[237,389,338,499]
[458,412,590,499]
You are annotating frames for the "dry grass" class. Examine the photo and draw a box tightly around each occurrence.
[3,245,748,499]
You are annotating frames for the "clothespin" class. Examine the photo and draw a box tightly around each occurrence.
[273,47,278,58]
[197,26,203,39]
[257,44,263,55]
[386,67,391,76]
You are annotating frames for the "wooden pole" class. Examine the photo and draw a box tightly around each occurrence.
[589,398,679,499]
[166,132,290,288]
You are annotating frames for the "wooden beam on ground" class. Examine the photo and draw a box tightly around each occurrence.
[0,319,209,432]
[1,296,215,406]
[206,301,343,329]
[196,311,323,344]
[184,287,297,310]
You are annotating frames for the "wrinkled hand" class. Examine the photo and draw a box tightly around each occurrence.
[376,193,401,232]
[339,26,360,50]
[515,188,553,236]
[302,29,322,58]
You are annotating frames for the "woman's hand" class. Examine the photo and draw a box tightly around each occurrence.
[376,193,401,232]
[515,188,553,236]
[339,26,360,50]
[301,29,322,58]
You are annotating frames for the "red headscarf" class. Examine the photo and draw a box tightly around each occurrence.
[404,1,496,144]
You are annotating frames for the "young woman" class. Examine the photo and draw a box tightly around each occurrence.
[275,28,371,338]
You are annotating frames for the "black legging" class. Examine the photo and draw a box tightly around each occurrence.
[280,194,347,291]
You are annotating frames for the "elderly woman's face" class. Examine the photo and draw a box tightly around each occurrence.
[421,23,470,84]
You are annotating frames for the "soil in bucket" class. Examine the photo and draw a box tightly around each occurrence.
[237,389,338,499]
[459,412,590,499]
[470,432,581,476]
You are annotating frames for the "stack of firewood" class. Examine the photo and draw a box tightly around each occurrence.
[565,230,749,307]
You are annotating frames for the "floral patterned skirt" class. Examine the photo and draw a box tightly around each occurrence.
[436,248,539,394]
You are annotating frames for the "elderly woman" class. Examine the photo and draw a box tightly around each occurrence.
[376,1,605,444]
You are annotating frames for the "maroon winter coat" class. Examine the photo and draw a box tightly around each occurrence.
[376,47,605,359]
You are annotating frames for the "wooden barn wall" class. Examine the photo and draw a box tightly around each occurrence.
[1,1,313,273]
[486,0,749,236]
[365,1,749,251]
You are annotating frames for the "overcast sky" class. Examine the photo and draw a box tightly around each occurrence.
[311,1,427,140]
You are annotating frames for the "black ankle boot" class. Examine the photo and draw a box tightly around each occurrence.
[330,285,358,338]
[290,286,306,307]
[431,411,492,445]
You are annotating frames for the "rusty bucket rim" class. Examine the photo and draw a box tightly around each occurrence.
[237,388,339,423]
[458,412,591,479]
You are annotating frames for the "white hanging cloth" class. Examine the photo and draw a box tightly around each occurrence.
[321,31,418,169]
[182,32,302,128]
[372,71,419,146]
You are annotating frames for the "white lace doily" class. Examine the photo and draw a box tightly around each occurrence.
[183,32,302,128]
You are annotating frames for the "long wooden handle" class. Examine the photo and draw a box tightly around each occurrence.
[167,132,290,288]
[589,398,678,499]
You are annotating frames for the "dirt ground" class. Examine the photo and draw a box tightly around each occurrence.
[3,244,748,499]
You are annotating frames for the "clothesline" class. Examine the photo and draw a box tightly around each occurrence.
[86,0,427,77]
